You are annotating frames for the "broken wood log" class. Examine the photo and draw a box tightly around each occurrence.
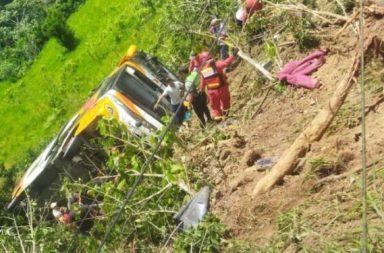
[335,11,359,38]
[336,4,384,38]
[238,50,276,81]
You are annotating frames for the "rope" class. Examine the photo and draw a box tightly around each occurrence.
[358,0,368,252]
[96,12,233,253]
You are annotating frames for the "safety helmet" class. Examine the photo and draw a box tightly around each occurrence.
[198,52,213,65]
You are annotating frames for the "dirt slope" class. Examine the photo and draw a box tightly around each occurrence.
[179,8,384,251]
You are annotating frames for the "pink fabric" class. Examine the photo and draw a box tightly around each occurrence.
[277,49,328,89]
[208,85,231,117]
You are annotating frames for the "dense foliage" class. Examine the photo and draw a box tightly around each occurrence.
[0,0,84,81]
[0,0,239,173]
[0,0,161,168]
[153,0,237,67]
[0,1,241,251]
[0,119,229,252]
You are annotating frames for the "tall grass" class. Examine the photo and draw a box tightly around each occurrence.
[0,0,163,168]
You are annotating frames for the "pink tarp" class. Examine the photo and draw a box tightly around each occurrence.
[277,49,329,89]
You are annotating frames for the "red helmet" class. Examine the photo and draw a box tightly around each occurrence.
[198,52,213,65]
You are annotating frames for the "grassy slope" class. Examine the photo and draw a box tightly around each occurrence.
[0,0,164,168]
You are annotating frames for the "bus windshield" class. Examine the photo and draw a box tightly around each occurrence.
[113,67,171,121]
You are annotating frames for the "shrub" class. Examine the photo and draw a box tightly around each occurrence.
[173,214,228,252]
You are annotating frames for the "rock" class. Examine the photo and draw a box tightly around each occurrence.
[218,137,246,149]
[202,143,214,152]
[229,167,256,192]
[215,176,223,185]
[232,137,246,148]
[241,149,262,167]
[219,149,231,161]
[255,156,280,171]
[338,151,354,164]
[215,190,223,200]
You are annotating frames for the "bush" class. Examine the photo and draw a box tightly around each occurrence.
[43,7,79,50]
[284,13,320,51]
[173,214,228,252]
[0,0,84,81]
[154,0,236,70]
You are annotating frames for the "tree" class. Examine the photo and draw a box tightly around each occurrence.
[0,0,84,81]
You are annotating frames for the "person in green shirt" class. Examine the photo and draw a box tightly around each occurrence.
[180,67,212,128]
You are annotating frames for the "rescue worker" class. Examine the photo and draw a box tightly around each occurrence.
[199,50,237,122]
[179,66,212,128]
[188,51,200,73]
[236,0,263,27]
[235,4,247,27]
[209,18,229,60]
[154,79,186,126]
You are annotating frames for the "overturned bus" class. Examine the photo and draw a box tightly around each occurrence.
[8,45,180,209]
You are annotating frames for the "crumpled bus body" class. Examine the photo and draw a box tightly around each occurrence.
[8,45,178,210]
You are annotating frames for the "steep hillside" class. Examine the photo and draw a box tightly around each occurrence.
[176,2,384,251]
[1,0,384,252]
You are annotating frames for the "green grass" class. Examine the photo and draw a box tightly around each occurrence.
[0,0,165,168]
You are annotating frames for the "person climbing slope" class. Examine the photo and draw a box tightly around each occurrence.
[235,0,263,27]
[209,18,229,60]
[199,50,237,122]
[235,4,248,27]
[179,66,212,128]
